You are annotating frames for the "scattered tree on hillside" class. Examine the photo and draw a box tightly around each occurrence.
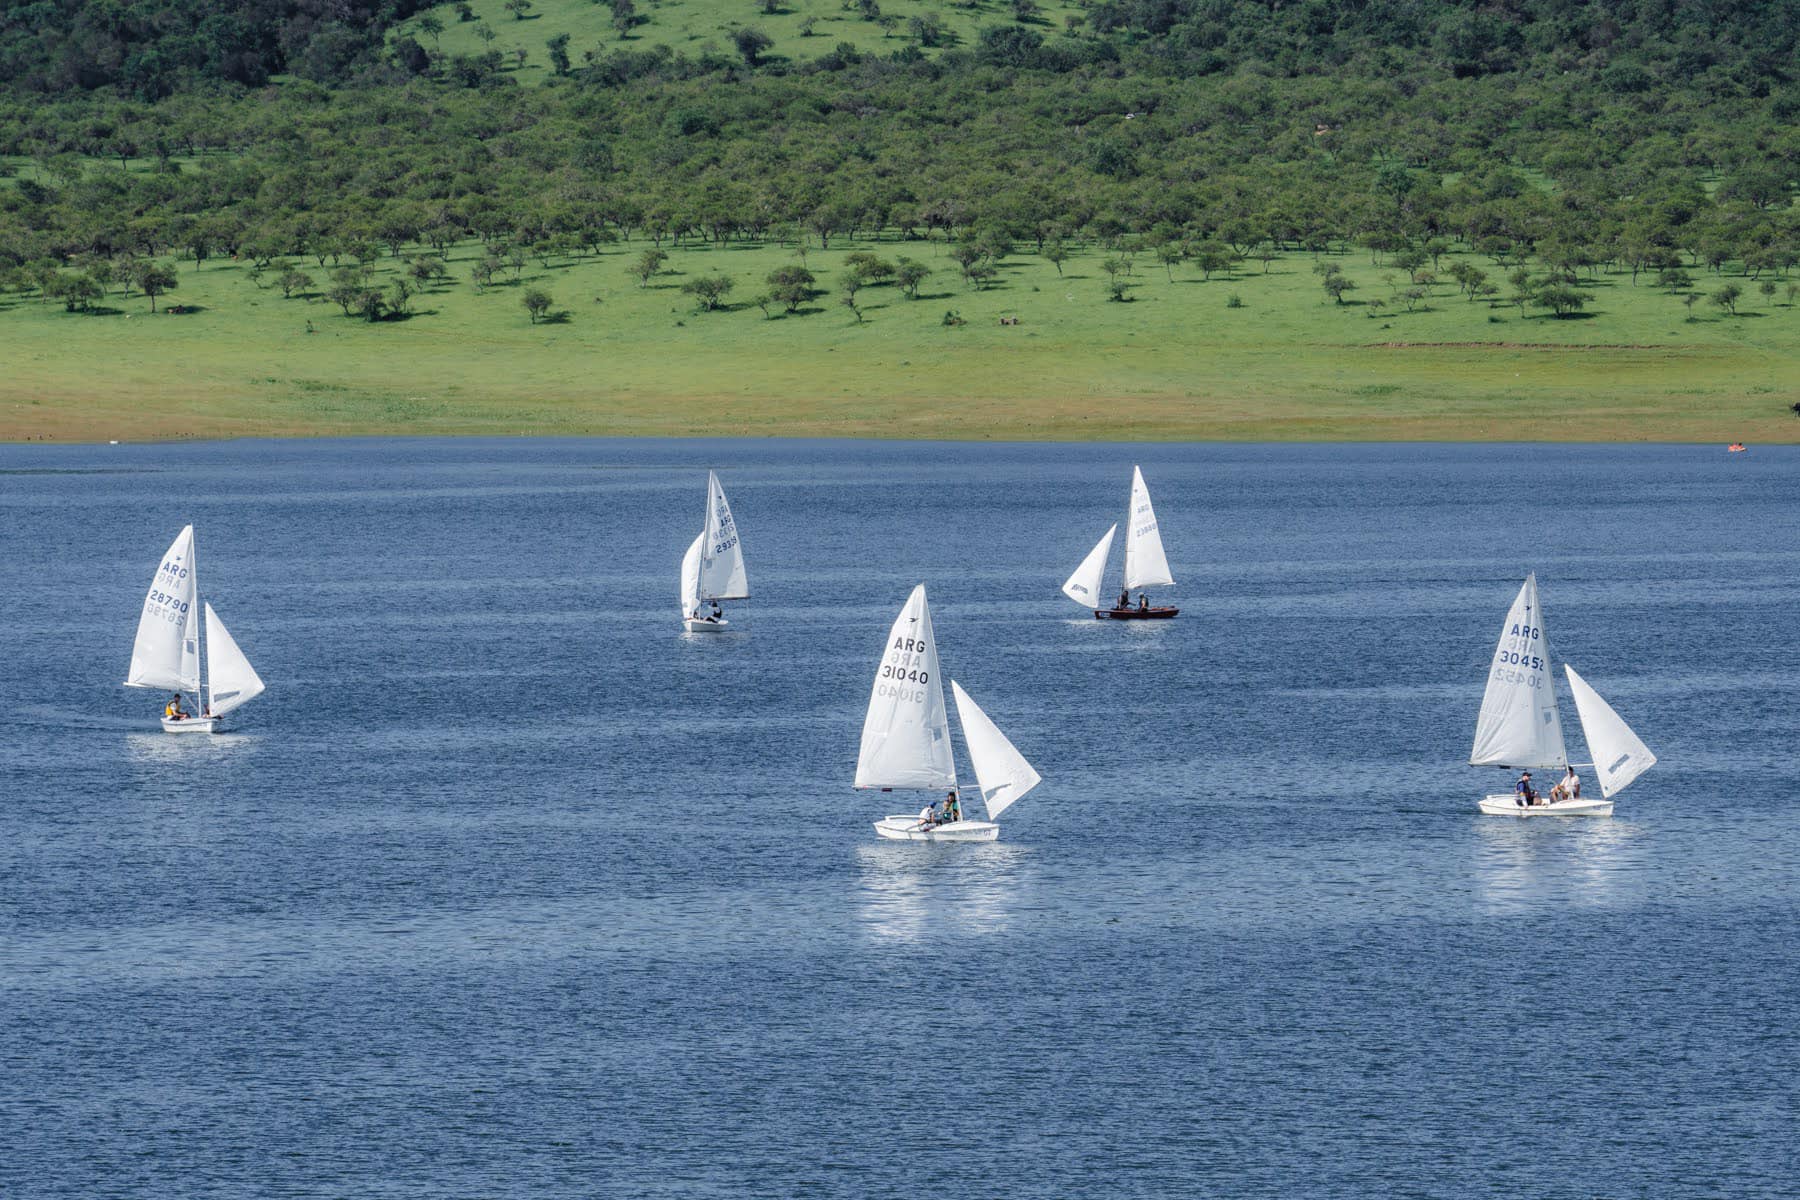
[681,274,736,310]
[632,249,667,286]
[733,27,774,67]
[523,288,554,322]
[766,265,815,312]
[135,262,177,312]
[895,258,931,298]
[278,267,314,298]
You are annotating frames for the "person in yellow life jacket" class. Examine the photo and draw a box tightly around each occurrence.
[164,693,188,721]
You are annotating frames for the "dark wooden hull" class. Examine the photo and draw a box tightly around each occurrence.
[1095,606,1179,620]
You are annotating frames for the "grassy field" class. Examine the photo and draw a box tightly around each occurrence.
[4,238,1797,444]
[398,0,1087,82]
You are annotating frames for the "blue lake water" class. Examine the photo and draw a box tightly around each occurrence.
[2,438,1797,1198]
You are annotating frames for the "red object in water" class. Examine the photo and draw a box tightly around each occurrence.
[1728,443,1747,452]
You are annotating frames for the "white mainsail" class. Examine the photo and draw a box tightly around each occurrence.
[679,532,704,618]
[1565,665,1656,798]
[1470,574,1568,769]
[125,525,201,692]
[855,584,956,792]
[950,680,1041,820]
[1061,525,1117,609]
[1122,465,1174,591]
[698,471,749,601]
[203,603,265,717]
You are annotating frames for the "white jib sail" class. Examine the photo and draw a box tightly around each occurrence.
[126,524,201,692]
[1061,525,1117,608]
[1565,665,1656,798]
[679,532,704,619]
[950,680,1041,820]
[1469,574,1568,769]
[698,471,749,601]
[1122,465,1175,591]
[855,584,956,792]
[204,602,265,717]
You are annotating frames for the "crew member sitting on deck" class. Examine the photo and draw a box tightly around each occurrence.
[1560,767,1581,801]
[164,693,188,721]
[1139,593,1149,610]
[1118,588,1131,610]
[944,790,961,824]
[1514,771,1535,807]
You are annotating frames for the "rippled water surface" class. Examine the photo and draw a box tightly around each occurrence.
[3,439,1796,1198]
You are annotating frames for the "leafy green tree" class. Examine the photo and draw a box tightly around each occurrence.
[733,27,774,67]
[844,253,895,284]
[1192,242,1235,280]
[1156,243,1184,281]
[681,274,736,310]
[611,0,640,38]
[1657,267,1693,292]
[278,268,314,298]
[1042,238,1069,277]
[418,14,445,46]
[1711,284,1742,315]
[1535,282,1587,316]
[134,262,177,312]
[767,265,816,312]
[1323,275,1357,304]
[895,258,931,298]
[46,271,104,312]
[632,249,667,286]
[547,34,572,75]
[523,288,554,322]
[505,0,533,19]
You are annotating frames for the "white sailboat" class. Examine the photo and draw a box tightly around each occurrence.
[124,525,265,734]
[681,470,749,633]
[1061,465,1178,619]
[1470,574,1656,816]
[858,585,1042,842]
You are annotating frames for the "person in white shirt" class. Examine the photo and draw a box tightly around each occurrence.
[1561,768,1581,801]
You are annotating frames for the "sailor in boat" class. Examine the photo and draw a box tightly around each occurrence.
[1549,767,1581,803]
[1514,771,1536,807]
[164,693,189,722]
[1117,587,1131,611]
[1138,593,1149,611]
[944,789,962,825]
[711,602,723,621]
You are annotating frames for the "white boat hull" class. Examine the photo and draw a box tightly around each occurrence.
[874,816,1000,842]
[161,716,220,734]
[1478,793,1613,817]
[683,616,731,633]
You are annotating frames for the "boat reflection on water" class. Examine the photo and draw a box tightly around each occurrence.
[851,841,1030,944]
[1471,817,1649,915]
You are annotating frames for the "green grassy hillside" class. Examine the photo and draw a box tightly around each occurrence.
[399,0,1085,81]
[5,237,1795,443]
